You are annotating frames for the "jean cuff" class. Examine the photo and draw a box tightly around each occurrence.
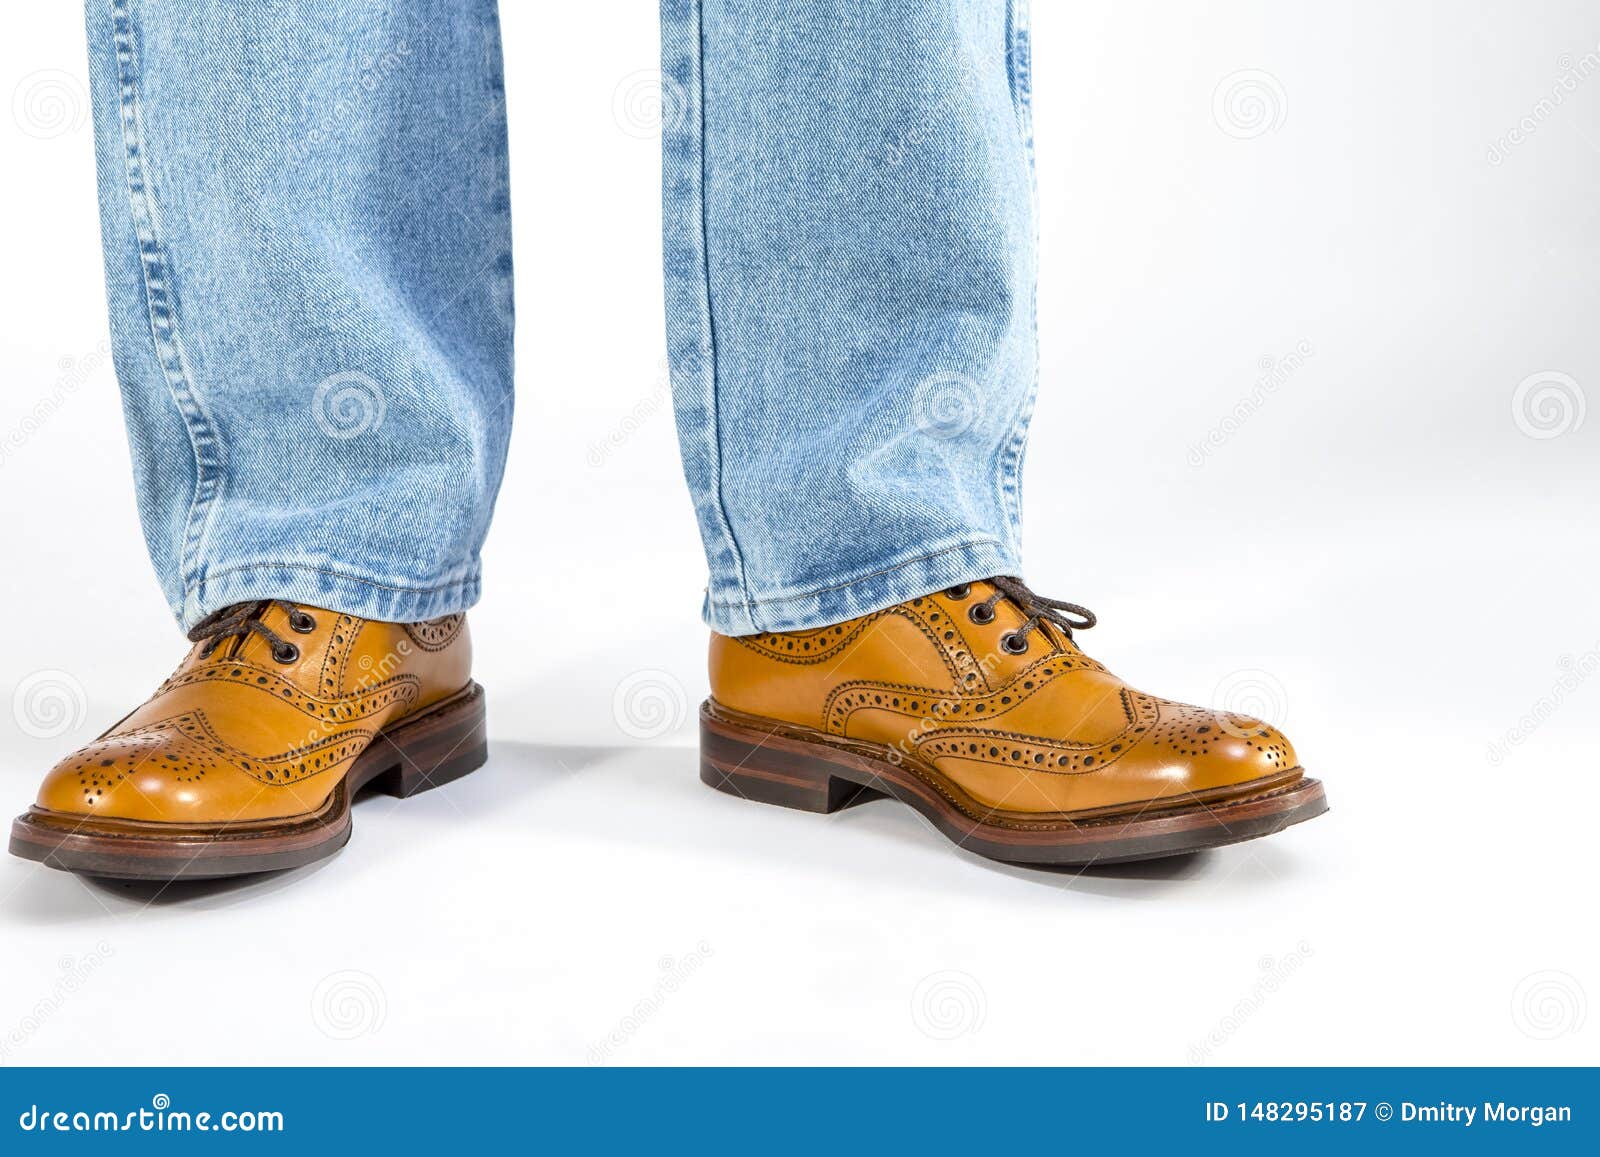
[703,538,1021,635]
[177,561,482,633]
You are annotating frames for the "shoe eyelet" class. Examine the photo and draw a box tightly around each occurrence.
[968,604,996,625]
[272,642,300,664]
[944,584,971,599]
[1001,633,1029,655]
[289,611,317,634]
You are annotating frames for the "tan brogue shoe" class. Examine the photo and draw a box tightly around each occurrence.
[701,578,1326,864]
[10,601,484,880]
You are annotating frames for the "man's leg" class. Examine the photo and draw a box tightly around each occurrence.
[663,0,1035,635]
[88,0,513,628]
[8,1,510,880]
[669,2,1329,864]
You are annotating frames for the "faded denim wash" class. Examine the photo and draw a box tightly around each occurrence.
[87,0,1037,635]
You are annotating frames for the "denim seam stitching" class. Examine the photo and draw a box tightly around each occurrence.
[707,538,1010,611]
[192,561,481,596]
[691,0,755,616]
[109,0,225,607]
[996,0,1037,548]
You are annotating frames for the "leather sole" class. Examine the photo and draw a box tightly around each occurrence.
[699,699,1327,865]
[8,683,487,881]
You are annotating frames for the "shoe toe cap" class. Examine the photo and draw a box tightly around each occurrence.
[34,729,224,821]
[1141,698,1300,791]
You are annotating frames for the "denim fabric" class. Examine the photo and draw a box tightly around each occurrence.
[87,0,1036,635]
[662,0,1037,632]
[85,0,514,629]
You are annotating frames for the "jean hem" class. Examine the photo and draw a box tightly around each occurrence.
[704,538,1021,635]
[177,562,482,633]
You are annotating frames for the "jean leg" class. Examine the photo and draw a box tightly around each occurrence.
[663,0,1036,633]
[84,0,514,630]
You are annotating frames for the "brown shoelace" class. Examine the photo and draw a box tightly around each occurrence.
[952,576,1096,653]
[187,600,316,663]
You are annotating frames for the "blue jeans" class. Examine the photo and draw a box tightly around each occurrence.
[87,0,1036,634]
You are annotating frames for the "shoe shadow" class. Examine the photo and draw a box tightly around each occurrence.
[823,795,1222,895]
[2,739,597,917]
[3,739,1284,916]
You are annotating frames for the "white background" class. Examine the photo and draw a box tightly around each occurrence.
[1,2,1596,1065]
